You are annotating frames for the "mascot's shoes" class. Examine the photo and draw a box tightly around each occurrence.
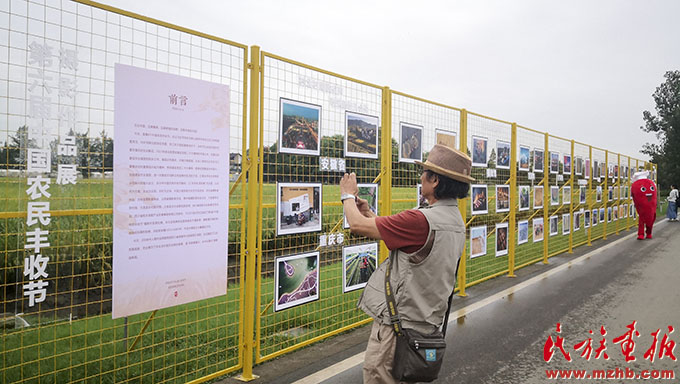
[646,234,653,239]
[637,236,645,240]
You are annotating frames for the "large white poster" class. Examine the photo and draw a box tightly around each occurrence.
[113,64,230,318]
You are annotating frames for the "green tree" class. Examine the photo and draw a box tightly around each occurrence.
[641,70,680,188]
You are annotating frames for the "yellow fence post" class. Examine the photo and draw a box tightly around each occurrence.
[543,133,549,264]
[587,145,593,246]
[379,87,393,264]
[568,140,574,253]
[235,45,261,382]
[615,153,621,235]
[603,150,608,240]
[508,123,517,277]
[457,109,468,296]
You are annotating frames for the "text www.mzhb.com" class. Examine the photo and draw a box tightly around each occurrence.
[546,368,675,380]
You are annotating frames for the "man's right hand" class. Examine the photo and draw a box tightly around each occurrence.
[356,197,374,218]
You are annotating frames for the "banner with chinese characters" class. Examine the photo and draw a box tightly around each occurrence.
[112,64,230,318]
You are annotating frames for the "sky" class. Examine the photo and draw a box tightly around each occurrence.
[103,0,680,159]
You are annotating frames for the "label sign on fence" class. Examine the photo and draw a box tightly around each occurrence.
[112,64,230,318]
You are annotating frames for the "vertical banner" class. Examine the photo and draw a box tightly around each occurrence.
[113,64,230,318]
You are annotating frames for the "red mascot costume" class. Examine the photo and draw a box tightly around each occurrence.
[631,171,657,239]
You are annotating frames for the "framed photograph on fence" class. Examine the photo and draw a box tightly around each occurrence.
[496,140,511,169]
[549,215,558,236]
[533,218,544,243]
[596,186,603,202]
[519,146,531,171]
[399,122,423,163]
[345,111,378,159]
[470,225,487,258]
[496,185,510,213]
[608,187,613,201]
[579,186,587,204]
[585,159,591,179]
[472,136,488,167]
[496,223,509,257]
[574,211,581,231]
[517,220,529,245]
[600,207,605,223]
[563,213,570,235]
[592,209,598,226]
[519,185,530,211]
[550,151,559,174]
[435,129,456,149]
[533,185,544,209]
[563,186,571,204]
[575,156,583,176]
[623,204,628,218]
[607,207,612,222]
[342,243,378,293]
[279,98,321,156]
[550,186,560,206]
[563,155,572,174]
[630,204,635,218]
[276,183,322,235]
[416,183,429,208]
[344,183,378,228]
[585,210,591,228]
[533,149,544,173]
[274,251,319,312]
[471,184,488,215]
[613,206,618,221]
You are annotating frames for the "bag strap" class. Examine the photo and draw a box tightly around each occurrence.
[384,248,458,338]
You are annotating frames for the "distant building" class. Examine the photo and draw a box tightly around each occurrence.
[229,153,242,181]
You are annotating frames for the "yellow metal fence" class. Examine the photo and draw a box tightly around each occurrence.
[0,1,659,383]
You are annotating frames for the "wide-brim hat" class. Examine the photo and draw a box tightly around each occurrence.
[415,144,475,183]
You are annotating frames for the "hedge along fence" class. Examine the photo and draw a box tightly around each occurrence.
[0,1,659,384]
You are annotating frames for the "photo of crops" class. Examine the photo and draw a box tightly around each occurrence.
[280,98,321,155]
[345,112,378,158]
[342,243,378,293]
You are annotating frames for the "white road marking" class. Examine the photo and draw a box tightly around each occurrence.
[292,228,647,384]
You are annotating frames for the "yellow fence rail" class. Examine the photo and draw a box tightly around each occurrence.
[0,2,660,384]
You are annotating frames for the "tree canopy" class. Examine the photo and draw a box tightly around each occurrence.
[641,70,680,188]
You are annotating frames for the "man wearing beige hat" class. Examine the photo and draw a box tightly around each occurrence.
[340,144,473,383]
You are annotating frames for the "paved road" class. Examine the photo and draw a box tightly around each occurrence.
[225,220,680,383]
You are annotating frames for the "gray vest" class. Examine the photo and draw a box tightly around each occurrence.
[357,198,465,333]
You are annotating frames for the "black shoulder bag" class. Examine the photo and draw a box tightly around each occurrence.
[384,254,455,382]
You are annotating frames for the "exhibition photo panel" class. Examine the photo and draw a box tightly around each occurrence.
[496,223,508,257]
[470,225,487,258]
[342,243,378,293]
[399,122,423,163]
[435,129,457,149]
[279,98,321,156]
[274,251,320,312]
[496,140,511,169]
[277,183,322,235]
[517,220,529,245]
[519,146,531,171]
[344,184,378,228]
[345,111,379,159]
[472,136,488,167]
[471,184,488,215]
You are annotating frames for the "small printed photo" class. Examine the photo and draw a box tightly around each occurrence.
[574,211,581,231]
[563,186,571,204]
[563,155,572,174]
[575,156,583,176]
[599,207,605,223]
[435,129,457,149]
[472,136,488,167]
[629,204,635,218]
[274,251,319,312]
[614,165,619,179]
[624,187,629,199]
[534,149,544,173]
[534,186,544,209]
[471,184,488,215]
[519,146,531,171]
[579,186,587,204]
[517,220,529,245]
[277,183,322,235]
[596,186,603,202]
[549,215,559,236]
[470,225,488,258]
[519,185,531,211]
[279,98,321,156]
[550,151,560,174]
[592,209,598,226]
[608,163,614,179]
[585,159,591,179]
[344,183,378,228]
[600,163,606,178]
[342,243,378,293]
[416,184,429,208]
[496,223,509,257]
[563,213,570,235]
[345,111,379,159]
[496,185,510,213]
[399,122,423,163]
[550,186,560,206]
[585,210,591,228]
[496,140,511,169]
[623,204,628,218]
[533,218,544,243]
[608,187,613,201]
[607,207,612,223]
[613,206,619,221]
[618,204,625,219]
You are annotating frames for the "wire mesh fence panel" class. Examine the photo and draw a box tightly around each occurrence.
[514,127,545,267]
[605,152,620,237]
[464,113,511,285]
[1,1,247,383]
[618,154,632,232]
[257,53,382,362]
[590,148,607,241]
[571,142,590,247]
[546,135,571,258]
